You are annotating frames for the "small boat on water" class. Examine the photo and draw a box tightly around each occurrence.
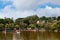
[16,30,20,34]
[13,29,20,34]
[13,28,21,34]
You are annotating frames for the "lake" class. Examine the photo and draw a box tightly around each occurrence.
[0,31,60,40]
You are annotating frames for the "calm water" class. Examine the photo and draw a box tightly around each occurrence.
[0,31,60,40]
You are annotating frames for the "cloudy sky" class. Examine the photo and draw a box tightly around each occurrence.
[0,0,60,19]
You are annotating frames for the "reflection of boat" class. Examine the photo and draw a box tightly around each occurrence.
[13,33,16,40]
[13,30,21,40]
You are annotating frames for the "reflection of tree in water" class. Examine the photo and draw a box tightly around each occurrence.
[12,32,60,40]
[1,32,6,40]
[6,33,12,40]
[1,32,60,40]
[0,32,4,40]
[21,31,37,40]
[37,32,45,40]
[50,32,60,40]
[21,31,30,40]
[37,32,60,40]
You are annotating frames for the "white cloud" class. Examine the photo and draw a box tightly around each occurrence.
[45,6,52,10]
[37,6,60,17]
[1,0,60,10]
[50,0,60,5]
[0,0,60,19]
[38,0,60,5]
[0,5,36,19]
[12,0,39,10]
[9,0,60,11]
[0,5,60,19]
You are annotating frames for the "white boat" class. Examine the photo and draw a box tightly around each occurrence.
[16,30,21,34]
[16,31,20,34]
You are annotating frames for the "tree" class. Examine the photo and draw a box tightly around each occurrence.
[5,24,9,28]
[0,23,4,31]
[40,16,46,20]
[50,20,60,31]
[52,17,56,20]
[53,20,60,31]
[4,18,14,24]
[15,24,19,29]
[19,22,27,30]
[0,18,5,24]
[45,22,53,31]
[15,18,23,25]
[57,16,60,20]
[24,15,39,24]
[36,20,45,30]
[29,24,36,29]
[56,21,60,31]
[8,23,15,29]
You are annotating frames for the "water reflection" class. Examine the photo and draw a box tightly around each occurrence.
[6,32,12,40]
[13,33,21,40]
[0,32,60,40]
[0,32,2,40]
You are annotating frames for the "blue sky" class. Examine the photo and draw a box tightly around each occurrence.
[0,0,60,19]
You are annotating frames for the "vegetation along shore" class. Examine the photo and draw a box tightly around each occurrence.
[0,15,60,32]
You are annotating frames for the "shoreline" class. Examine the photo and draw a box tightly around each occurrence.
[0,30,60,32]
